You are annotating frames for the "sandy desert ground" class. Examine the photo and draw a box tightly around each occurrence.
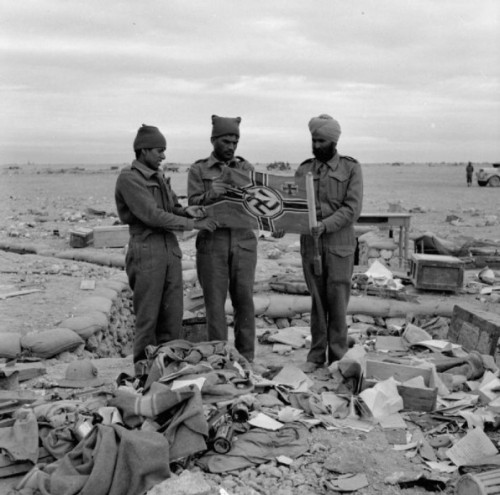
[1,160,498,337]
[0,161,499,494]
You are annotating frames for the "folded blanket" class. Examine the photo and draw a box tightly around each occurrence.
[38,424,170,495]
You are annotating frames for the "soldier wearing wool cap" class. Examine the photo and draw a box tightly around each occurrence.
[115,124,217,376]
[187,115,259,367]
[295,114,363,373]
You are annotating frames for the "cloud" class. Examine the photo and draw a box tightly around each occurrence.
[0,0,499,164]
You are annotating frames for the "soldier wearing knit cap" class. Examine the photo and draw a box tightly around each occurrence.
[295,114,363,373]
[187,115,260,368]
[115,124,217,376]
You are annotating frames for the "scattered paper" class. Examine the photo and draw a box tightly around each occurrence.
[272,363,314,391]
[379,413,407,429]
[267,327,308,348]
[276,455,294,465]
[376,336,407,352]
[412,340,461,352]
[393,441,418,451]
[446,427,498,466]
[402,323,432,344]
[98,406,123,425]
[327,418,374,432]
[402,376,429,389]
[248,412,283,430]
[329,473,369,492]
[479,376,500,403]
[365,260,394,285]
[359,377,403,420]
[424,461,457,473]
[80,279,96,290]
[278,406,303,422]
[321,392,350,414]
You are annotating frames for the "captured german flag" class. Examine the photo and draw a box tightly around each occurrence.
[205,168,310,234]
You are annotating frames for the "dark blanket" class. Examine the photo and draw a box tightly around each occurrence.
[40,424,170,495]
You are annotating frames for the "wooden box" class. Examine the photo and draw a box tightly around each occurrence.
[409,253,464,292]
[92,225,129,248]
[448,304,500,356]
[363,359,437,412]
[69,227,93,248]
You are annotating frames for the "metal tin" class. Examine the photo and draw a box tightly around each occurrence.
[231,403,249,423]
[213,423,234,454]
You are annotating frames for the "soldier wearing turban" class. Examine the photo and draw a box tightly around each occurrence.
[295,114,364,373]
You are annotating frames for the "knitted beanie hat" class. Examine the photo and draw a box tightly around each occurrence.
[211,115,241,138]
[133,124,167,151]
[308,114,341,143]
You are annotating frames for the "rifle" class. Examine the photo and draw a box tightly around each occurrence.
[306,172,322,275]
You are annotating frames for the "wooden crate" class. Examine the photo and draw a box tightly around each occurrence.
[409,253,464,292]
[69,227,93,248]
[93,225,129,248]
[448,304,500,356]
[363,359,437,412]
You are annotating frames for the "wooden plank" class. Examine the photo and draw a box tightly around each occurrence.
[92,225,129,248]
[365,359,432,386]
[0,289,43,300]
[0,365,46,383]
[397,384,437,412]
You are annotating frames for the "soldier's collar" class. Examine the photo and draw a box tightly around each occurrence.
[207,153,237,168]
[132,159,160,179]
[316,152,340,171]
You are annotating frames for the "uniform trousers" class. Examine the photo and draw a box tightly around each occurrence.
[126,232,183,363]
[196,228,257,361]
[300,233,354,365]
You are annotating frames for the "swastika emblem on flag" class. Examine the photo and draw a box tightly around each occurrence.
[205,169,310,234]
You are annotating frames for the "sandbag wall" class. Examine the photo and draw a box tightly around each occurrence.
[0,273,136,362]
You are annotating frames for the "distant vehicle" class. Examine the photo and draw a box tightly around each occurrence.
[266,161,291,171]
[163,163,180,173]
[476,163,500,187]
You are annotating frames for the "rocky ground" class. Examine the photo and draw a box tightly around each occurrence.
[1,162,500,494]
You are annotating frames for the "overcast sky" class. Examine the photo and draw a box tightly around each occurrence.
[1,0,499,165]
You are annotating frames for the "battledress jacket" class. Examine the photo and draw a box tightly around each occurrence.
[295,153,363,255]
[115,160,194,238]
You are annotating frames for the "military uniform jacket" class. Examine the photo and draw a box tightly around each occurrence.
[295,153,363,256]
[187,153,254,206]
[115,159,194,237]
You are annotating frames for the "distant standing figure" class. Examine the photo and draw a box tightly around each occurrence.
[295,114,363,373]
[466,162,474,186]
[115,124,217,376]
[187,115,257,363]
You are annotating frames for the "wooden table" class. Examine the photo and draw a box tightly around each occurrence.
[357,212,412,267]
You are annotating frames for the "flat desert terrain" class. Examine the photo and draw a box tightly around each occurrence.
[0,161,498,494]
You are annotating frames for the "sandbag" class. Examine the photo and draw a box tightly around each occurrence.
[182,269,198,284]
[0,332,22,359]
[73,296,112,315]
[92,287,119,301]
[96,280,128,293]
[111,272,129,285]
[59,314,107,339]
[182,260,196,270]
[21,328,84,358]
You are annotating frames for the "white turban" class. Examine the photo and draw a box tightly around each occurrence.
[308,114,341,143]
